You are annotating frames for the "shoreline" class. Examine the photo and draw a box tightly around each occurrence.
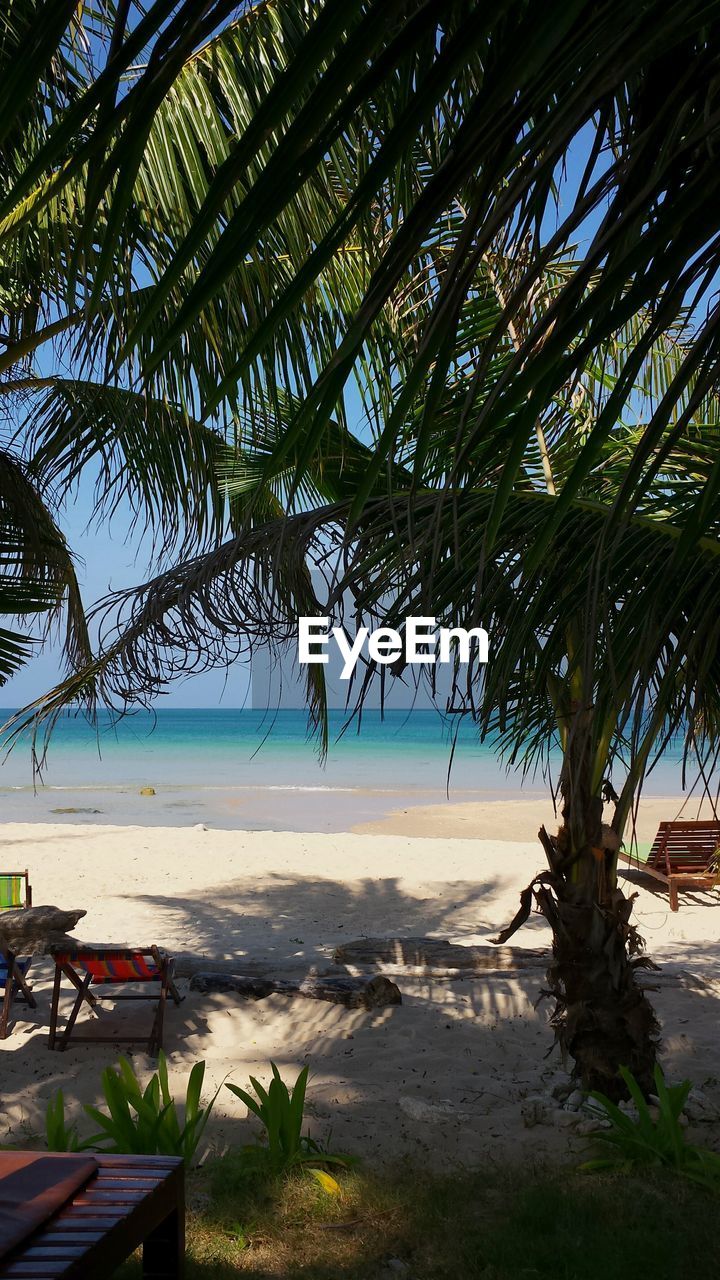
[0,785,715,836]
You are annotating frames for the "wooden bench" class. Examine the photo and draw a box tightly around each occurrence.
[619,819,720,911]
[0,1153,184,1278]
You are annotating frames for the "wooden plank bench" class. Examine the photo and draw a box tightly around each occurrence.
[619,819,720,911]
[0,1154,184,1278]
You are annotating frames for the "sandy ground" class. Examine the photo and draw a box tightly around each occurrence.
[2,817,720,1168]
[352,793,720,844]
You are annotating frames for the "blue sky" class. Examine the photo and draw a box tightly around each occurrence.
[3,482,254,710]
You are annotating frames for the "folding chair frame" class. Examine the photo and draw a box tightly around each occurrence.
[49,946,181,1055]
[0,868,32,910]
[0,947,36,1039]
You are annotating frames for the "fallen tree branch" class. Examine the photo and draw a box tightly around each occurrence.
[188,971,402,1009]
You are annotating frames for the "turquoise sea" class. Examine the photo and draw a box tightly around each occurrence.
[0,707,698,830]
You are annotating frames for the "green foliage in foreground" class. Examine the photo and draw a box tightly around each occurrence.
[46,1053,220,1163]
[225,1063,350,1182]
[45,1057,342,1176]
[581,1065,720,1191]
[113,1160,720,1280]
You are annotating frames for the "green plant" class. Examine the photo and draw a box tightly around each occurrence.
[45,1090,88,1154]
[580,1065,720,1192]
[83,1053,220,1163]
[223,1222,250,1250]
[226,1063,348,1183]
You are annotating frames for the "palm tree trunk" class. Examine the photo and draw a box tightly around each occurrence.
[543,722,659,1098]
[497,712,660,1099]
[539,829,660,1100]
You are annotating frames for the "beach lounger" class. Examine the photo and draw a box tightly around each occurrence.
[49,946,181,1055]
[0,871,31,910]
[619,819,720,911]
[0,1151,184,1278]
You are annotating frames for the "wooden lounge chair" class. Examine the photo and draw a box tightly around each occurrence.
[0,871,31,911]
[0,1151,184,1278]
[619,819,720,911]
[49,946,181,1055]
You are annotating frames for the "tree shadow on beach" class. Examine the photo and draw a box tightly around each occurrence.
[115,869,549,970]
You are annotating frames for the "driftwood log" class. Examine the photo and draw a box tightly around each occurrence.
[0,905,86,954]
[334,937,548,973]
[189,971,402,1009]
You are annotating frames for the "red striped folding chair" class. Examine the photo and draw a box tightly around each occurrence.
[49,946,181,1055]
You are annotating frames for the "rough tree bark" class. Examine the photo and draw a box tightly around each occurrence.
[495,713,659,1100]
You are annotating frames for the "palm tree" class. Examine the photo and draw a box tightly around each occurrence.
[5,1,720,1094]
[0,0,298,685]
[0,0,224,686]
[1,0,419,713]
[14,266,720,1098]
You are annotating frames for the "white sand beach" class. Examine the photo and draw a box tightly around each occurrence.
[2,813,720,1168]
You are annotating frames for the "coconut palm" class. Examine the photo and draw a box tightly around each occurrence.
[0,0,206,679]
[15,261,720,1096]
[5,1,720,1094]
[1,0,427,707]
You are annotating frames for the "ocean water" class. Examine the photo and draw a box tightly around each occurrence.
[0,707,531,788]
[0,707,699,830]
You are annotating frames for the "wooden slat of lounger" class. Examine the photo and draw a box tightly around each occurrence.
[29,1233,106,1245]
[8,1249,85,1261]
[1,1265,73,1277]
[66,1187,147,1201]
[0,1268,66,1277]
[79,1177,159,1190]
[667,853,715,861]
[666,853,715,859]
[669,861,713,869]
[664,838,716,845]
[665,827,719,835]
[44,1218,119,1231]
[94,1155,178,1168]
[664,843,714,850]
[79,1174,153,1188]
[654,839,719,848]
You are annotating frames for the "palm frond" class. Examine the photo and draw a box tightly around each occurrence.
[0,449,91,681]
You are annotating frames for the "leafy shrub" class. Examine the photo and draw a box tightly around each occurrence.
[226,1062,349,1188]
[46,1053,219,1163]
[580,1064,720,1191]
